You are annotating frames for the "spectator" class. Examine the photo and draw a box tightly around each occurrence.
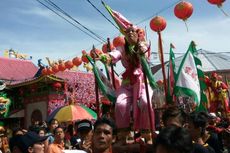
[91,117,116,153]
[222,127,230,153]
[188,111,216,153]
[47,126,65,153]
[9,131,48,153]
[47,119,59,144]
[154,126,193,153]
[162,106,187,127]
[71,119,92,150]
[47,126,71,152]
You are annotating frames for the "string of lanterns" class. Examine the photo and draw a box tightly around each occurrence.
[41,0,227,76]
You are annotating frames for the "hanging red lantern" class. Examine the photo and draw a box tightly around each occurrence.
[47,67,53,75]
[113,36,125,47]
[90,48,103,58]
[41,68,48,75]
[72,57,82,66]
[52,64,59,73]
[150,16,167,32]
[52,82,62,90]
[208,0,225,6]
[65,60,74,69]
[81,50,89,63]
[174,1,193,21]
[207,0,228,16]
[58,63,66,71]
[102,43,115,53]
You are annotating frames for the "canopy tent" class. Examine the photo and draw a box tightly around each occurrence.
[153,49,230,81]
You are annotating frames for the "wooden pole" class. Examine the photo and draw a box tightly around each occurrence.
[107,38,117,90]
[92,45,100,118]
[158,32,168,102]
[143,70,155,142]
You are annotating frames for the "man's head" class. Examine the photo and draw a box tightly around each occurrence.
[154,126,193,153]
[75,119,92,139]
[188,111,208,140]
[53,126,65,143]
[10,131,48,153]
[92,117,116,153]
[162,107,187,127]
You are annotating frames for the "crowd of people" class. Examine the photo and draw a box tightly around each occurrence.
[0,107,230,153]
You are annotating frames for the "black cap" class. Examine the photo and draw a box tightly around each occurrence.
[10,131,48,153]
[76,119,92,132]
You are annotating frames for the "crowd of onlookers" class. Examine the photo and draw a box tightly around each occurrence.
[0,107,230,153]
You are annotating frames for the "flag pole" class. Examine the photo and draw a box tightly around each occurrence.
[143,70,155,142]
[107,38,117,90]
[158,31,168,103]
[92,45,101,118]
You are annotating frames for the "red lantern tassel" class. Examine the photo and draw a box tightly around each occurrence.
[218,5,229,16]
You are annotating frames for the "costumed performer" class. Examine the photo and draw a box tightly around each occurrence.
[101,25,155,142]
[206,72,230,115]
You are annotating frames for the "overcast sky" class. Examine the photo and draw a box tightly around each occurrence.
[0,0,229,72]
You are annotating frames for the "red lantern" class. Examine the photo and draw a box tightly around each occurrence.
[81,50,89,63]
[41,68,48,75]
[113,36,125,47]
[208,0,225,6]
[72,57,82,66]
[58,63,66,71]
[47,67,53,75]
[150,16,167,32]
[207,0,228,16]
[174,1,193,21]
[65,61,74,69]
[52,82,62,90]
[52,64,59,73]
[90,48,103,58]
[102,43,115,53]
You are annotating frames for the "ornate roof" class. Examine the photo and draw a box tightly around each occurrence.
[0,57,38,81]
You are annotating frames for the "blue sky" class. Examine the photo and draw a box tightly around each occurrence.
[0,0,230,72]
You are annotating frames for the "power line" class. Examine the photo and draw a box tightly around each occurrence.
[135,0,181,25]
[85,0,119,30]
[36,0,106,43]
[44,0,106,42]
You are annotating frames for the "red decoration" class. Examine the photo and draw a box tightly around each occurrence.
[207,0,228,16]
[81,50,89,63]
[65,61,74,69]
[102,43,115,53]
[150,16,167,32]
[174,1,193,21]
[41,68,48,75]
[90,48,103,58]
[52,64,59,73]
[52,82,62,90]
[58,63,66,71]
[72,57,82,66]
[47,67,53,75]
[208,0,225,6]
[113,36,125,47]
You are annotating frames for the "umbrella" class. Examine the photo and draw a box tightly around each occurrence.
[47,104,97,122]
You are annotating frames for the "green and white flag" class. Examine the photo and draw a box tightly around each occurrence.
[174,42,201,106]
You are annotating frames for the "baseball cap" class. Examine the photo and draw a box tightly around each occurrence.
[11,131,48,153]
[76,119,92,132]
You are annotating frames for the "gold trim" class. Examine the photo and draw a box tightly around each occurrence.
[6,75,65,88]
